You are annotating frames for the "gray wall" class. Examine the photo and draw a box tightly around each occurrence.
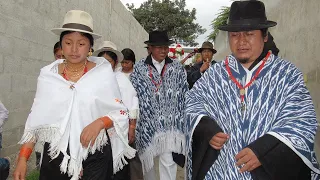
[0,0,148,171]
[214,0,320,159]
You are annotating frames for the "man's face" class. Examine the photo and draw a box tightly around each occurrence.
[228,30,267,65]
[150,45,169,62]
[201,49,213,62]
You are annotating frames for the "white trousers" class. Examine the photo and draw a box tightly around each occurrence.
[144,152,177,180]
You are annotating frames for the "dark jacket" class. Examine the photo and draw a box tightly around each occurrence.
[187,60,216,89]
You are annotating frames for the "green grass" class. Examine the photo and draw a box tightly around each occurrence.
[26,170,40,180]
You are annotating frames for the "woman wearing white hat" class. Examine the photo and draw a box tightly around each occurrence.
[13,10,135,180]
[93,41,139,180]
[93,41,139,146]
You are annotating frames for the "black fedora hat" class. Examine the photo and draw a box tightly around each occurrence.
[144,30,174,46]
[218,1,277,32]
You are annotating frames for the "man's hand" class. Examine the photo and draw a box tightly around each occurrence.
[235,148,261,173]
[200,61,210,73]
[209,132,229,150]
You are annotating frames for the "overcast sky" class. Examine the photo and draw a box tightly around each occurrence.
[120,0,233,46]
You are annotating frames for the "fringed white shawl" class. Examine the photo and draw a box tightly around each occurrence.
[115,71,139,119]
[19,57,136,180]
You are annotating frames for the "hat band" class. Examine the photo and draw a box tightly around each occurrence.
[228,18,268,25]
[62,23,93,32]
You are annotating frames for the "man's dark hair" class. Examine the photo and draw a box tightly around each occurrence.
[261,28,268,38]
[264,32,279,56]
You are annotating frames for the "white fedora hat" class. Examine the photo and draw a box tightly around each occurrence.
[51,10,102,39]
[93,41,124,62]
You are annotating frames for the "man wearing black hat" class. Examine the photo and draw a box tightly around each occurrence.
[184,1,320,180]
[187,41,217,89]
[130,30,188,180]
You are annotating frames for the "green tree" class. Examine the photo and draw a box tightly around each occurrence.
[208,6,230,41]
[127,0,206,46]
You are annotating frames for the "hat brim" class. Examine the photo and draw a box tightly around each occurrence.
[199,48,217,54]
[51,28,102,39]
[144,40,175,46]
[92,48,124,62]
[218,21,277,32]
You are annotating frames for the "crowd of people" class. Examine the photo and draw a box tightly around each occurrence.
[0,0,316,180]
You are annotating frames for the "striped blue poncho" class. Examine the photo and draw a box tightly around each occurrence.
[130,56,188,174]
[185,54,320,179]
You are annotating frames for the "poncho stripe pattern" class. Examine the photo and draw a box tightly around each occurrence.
[131,58,188,174]
[185,54,320,179]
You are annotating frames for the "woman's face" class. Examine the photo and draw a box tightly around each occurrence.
[61,32,91,64]
[121,60,134,72]
[103,54,117,71]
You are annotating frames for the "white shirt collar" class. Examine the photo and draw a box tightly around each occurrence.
[151,56,165,74]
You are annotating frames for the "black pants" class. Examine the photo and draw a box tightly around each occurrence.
[113,163,130,180]
[39,142,113,180]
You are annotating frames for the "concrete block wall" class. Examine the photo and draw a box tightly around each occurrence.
[0,0,148,172]
[214,0,320,159]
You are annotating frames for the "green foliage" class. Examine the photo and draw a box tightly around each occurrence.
[26,170,40,180]
[127,0,206,46]
[208,6,230,41]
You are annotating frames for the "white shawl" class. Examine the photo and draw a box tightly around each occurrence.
[19,57,136,180]
[115,71,139,119]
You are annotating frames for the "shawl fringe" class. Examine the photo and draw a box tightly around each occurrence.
[19,127,110,179]
[113,146,136,173]
[139,131,186,174]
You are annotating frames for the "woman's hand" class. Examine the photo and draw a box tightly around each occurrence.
[13,157,27,180]
[80,119,105,148]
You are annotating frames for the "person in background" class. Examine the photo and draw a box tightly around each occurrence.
[0,101,8,154]
[0,101,9,180]
[187,41,217,89]
[53,41,63,60]
[119,48,136,78]
[119,48,144,180]
[94,41,139,180]
[130,30,188,180]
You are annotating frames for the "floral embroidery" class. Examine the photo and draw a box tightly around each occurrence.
[120,110,126,115]
[115,98,124,104]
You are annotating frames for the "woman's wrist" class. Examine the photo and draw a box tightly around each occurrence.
[129,119,136,129]
[98,116,113,129]
[19,146,33,161]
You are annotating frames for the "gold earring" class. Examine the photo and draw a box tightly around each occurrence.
[88,49,93,56]
[61,50,64,55]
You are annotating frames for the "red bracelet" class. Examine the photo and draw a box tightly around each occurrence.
[99,116,113,129]
[19,147,33,160]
